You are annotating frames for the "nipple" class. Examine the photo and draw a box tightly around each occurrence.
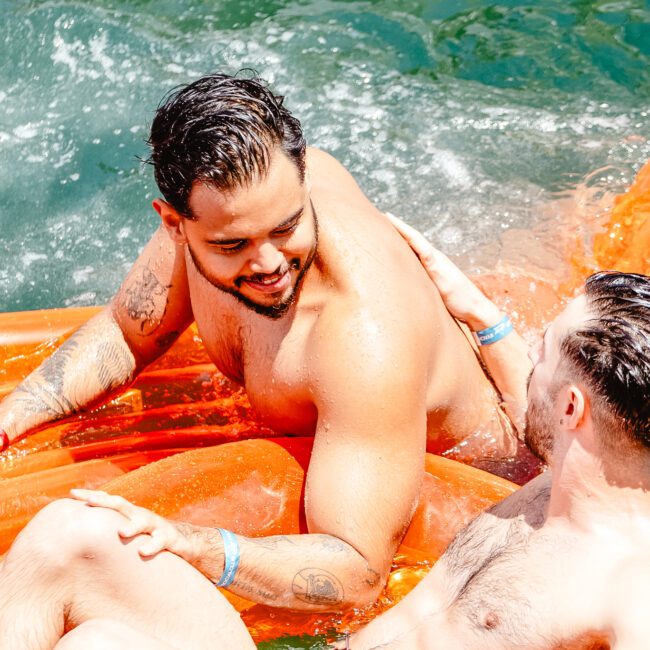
[483,611,500,630]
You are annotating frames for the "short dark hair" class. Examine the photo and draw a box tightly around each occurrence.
[559,272,650,451]
[146,71,306,217]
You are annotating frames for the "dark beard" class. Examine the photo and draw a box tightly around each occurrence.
[187,209,319,320]
[523,393,554,463]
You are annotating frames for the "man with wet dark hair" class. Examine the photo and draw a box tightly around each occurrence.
[345,224,650,649]
[0,73,512,647]
[148,73,307,218]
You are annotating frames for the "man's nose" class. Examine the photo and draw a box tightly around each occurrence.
[249,241,285,274]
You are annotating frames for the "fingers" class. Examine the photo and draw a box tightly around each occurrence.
[69,489,185,559]
[384,212,441,270]
[137,528,168,557]
[70,488,134,514]
[70,489,156,539]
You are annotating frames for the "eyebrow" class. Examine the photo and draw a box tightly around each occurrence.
[208,206,304,246]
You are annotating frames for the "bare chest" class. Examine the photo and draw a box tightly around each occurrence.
[447,533,611,650]
[191,289,317,436]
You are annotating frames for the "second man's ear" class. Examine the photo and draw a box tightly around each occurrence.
[153,199,187,244]
[561,384,586,431]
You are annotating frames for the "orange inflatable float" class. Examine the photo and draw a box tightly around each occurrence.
[1,162,648,643]
[0,310,516,642]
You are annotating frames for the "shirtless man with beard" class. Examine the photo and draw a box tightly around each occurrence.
[346,222,650,650]
[0,74,515,648]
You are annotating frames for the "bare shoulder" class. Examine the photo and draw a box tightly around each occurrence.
[306,147,381,211]
[487,470,551,527]
[307,299,427,402]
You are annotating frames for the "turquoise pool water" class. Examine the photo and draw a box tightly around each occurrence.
[1,0,649,312]
[1,2,649,647]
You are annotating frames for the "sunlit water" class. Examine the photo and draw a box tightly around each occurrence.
[1,0,649,312]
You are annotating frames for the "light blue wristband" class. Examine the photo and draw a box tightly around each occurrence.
[214,528,240,587]
[473,315,513,346]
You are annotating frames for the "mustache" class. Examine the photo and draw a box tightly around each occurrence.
[235,259,300,287]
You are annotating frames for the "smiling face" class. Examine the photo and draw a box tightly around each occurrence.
[524,295,591,462]
[166,148,318,319]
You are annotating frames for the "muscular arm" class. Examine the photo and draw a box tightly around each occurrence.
[225,315,427,610]
[75,310,427,612]
[0,226,193,443]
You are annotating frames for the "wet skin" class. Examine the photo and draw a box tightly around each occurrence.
[0,146,509,619]
[348,297,650,650]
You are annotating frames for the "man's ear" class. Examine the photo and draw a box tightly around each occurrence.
[560,384,586,431]
[153,199,187,244]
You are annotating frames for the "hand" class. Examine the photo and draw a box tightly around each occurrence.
[70,489,202,561]
[385,213,502,331]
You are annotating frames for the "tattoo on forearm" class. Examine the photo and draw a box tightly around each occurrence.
[12,381,76,418]
[123,265,171,335]
[13,326,88,416]
[247,535,298,551]
[12,322,135,421]
[233,581,281,603]
[292,568,344,605]
[94,340,136,391]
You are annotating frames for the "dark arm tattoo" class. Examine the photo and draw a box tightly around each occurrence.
[123,264,171,335]
[13,325,88,417]
[11,321,135,420]
[292,568,344,606]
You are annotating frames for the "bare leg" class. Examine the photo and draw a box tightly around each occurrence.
[0,499,255,650]
[55,619,177,650]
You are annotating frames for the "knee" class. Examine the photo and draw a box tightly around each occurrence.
[12,498,127,571]
[55,619,130,650]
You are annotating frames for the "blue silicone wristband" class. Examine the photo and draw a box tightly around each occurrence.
[214,528,240,587]
[474,315,513,346]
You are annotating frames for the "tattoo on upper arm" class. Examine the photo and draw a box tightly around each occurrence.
[123,264,171,335]
[292,568,344,605]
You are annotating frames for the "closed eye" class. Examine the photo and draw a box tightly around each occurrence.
[215,240,247,254]
[272,220,299,236]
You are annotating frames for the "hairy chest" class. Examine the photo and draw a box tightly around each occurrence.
[446,531,611,650]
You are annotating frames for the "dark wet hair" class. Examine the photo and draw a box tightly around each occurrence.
[559,272,650,451]
[146,71,306,217]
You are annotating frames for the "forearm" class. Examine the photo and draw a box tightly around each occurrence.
[464,299,531,435]
[0,309,137,441]
[191,530,384,611]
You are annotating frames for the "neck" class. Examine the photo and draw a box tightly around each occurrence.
[547,439,650,530]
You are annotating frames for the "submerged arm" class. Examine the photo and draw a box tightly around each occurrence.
[386,214,531,434]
